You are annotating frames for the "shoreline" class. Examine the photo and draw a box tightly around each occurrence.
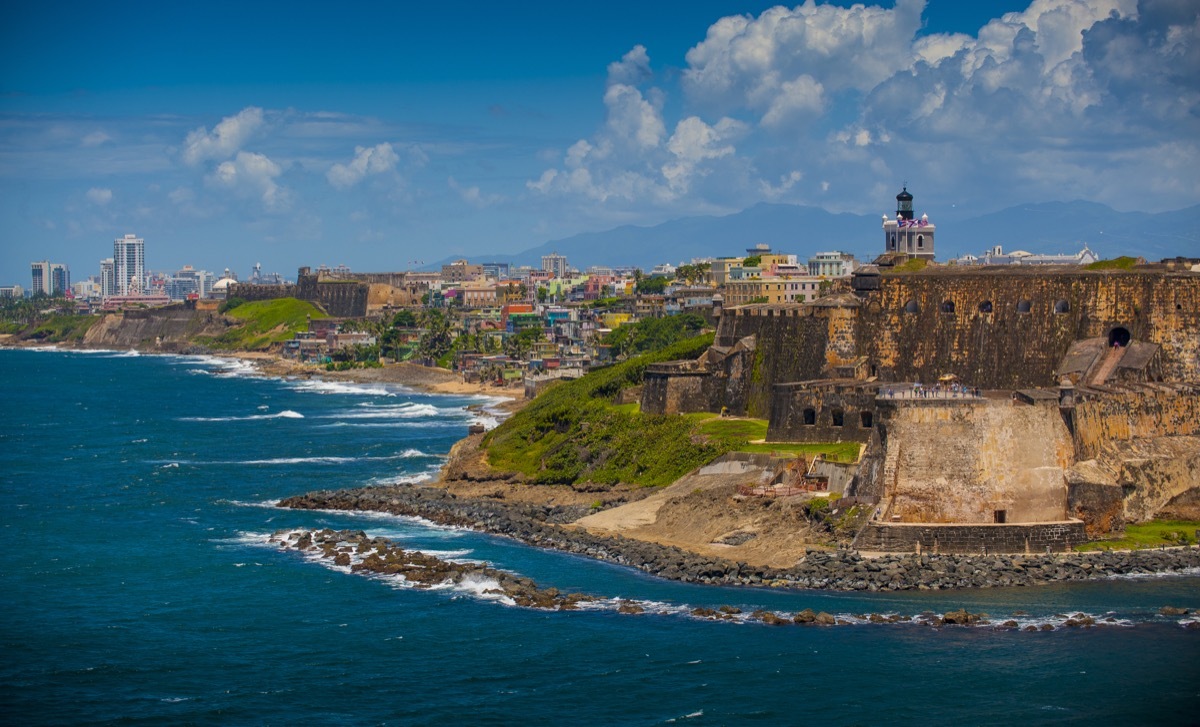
[12,342,1200,591]
[278,483,1200,592]
[2,340,528,413]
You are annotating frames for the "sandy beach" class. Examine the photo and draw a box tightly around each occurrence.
[226,352,528,414]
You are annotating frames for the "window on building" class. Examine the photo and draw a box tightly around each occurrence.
[860,411,873,428]
[979,300,993,313]
[993,510,1007,524]
[917,235,924,248]
[1017,300,1032,314]
[803,408,816,426]
[1054,299,1070,314]
[904,300,919,314]
[831,408,845,427]
[941,300,955,314]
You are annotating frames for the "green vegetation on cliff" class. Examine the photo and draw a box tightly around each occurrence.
[602,313,707,358]
[198,298,327,350]
[25,314,100,343]
[483,334,730,487]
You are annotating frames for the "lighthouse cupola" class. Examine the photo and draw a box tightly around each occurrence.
[896,186,914,221]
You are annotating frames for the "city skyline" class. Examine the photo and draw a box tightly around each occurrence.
[2,0,1197,283]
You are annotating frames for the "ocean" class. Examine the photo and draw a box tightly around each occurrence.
[1,348,1197,725]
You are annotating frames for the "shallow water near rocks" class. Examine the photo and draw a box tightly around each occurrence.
[2,349,1197,724]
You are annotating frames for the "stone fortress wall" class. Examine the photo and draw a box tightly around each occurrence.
[641,267,1200,548]
[654,269,1200,419]
[228,268,429,319]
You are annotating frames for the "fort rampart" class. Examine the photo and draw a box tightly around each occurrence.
[688,269,1199,417]
[855,520,1087,554]
[1069,383,1200,459]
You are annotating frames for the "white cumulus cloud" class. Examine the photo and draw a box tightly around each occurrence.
[207,150,288,210]
[182,107,265,165]
[327,142,401,189]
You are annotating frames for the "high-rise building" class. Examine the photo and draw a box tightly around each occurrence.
[164,265,215,300]
[113,234,145,295]
[99,258,116,298]
[31,261,70,296]
[541,252,568,279]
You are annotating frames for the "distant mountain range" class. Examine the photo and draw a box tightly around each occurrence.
[431,200,1200,271]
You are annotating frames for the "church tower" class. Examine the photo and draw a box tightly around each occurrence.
[881,186,936,260]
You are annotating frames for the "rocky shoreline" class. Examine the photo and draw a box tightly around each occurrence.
[279,484,1200,592]
[273,527,1197,629]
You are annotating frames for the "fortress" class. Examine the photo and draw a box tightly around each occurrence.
[228,267,430,318]
[643,189,1200,552]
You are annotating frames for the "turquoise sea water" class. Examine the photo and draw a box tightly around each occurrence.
[1,348,1198,725]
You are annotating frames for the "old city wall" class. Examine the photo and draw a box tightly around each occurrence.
[767,384,876,443]
[713,306,830,417]
[856,520,1087,554]
[881,399,1073,524]
[295,275,369,317]
[857,270,1200,388]
[641,360,736,415]
[226,283,298,303]
[1070,385,1200,459]
[81,305,229,350]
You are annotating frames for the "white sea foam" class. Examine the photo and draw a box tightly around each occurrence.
[319,404,443,420]
[235,454,383,465]
[1102,565,1200,581]
[317,421,461,430]
[222,498,282,509]
[285,379,396,397]
[178,410,303,422]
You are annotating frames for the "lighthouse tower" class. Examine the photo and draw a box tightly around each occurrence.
[881,186,936,260]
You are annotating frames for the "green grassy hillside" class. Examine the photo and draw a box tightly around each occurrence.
[24,314,100,343]
[483,333,744,487]
[199,298,328,350]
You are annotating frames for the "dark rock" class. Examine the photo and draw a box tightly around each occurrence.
[793,608,817,624]
[1160,606,1190,616]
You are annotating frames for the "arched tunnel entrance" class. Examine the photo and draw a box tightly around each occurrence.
[1108,326,1131,348]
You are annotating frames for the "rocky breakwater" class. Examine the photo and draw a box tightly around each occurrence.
[270,528,597,609]
[776,547,1200,591]
[278,485,1200,591]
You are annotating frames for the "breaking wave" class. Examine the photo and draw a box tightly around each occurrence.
[178,410,304,422]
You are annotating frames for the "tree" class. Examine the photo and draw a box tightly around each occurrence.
[537,286,548,303]
[674,263,706,285]
[603,313,707,357]
[742,255,761,268]
[392,309,418,327]
[637,276,668,295]
[417,308,453,363]
[504,327,543,359]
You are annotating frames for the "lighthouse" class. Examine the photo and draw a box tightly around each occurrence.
[881,186,936,260]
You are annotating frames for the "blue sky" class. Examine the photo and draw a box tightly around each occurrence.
[2,0,1196,282]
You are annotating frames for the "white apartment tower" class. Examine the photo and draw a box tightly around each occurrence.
[113,234,145,295]
[31,261,70,296]
[99,258,115,298]
[541,252,568,279]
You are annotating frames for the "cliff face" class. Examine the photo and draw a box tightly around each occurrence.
[82,306,230,351]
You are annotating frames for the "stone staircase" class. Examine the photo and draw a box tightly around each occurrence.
[1089,345,1127,385]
